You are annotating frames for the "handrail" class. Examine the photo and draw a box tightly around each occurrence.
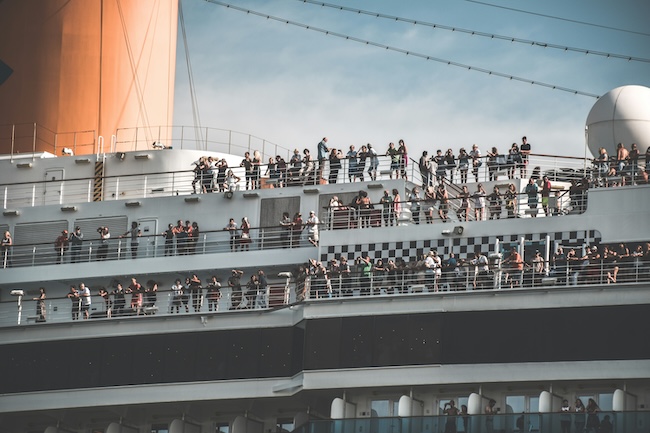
[1,255,648,326]
[0,224,316,269]
[0,122,96,158]
[297,411,641,433]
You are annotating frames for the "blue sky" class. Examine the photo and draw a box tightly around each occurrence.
[173,0,650,158]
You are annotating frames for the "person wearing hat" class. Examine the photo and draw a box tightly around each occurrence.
[69,226,84,263]
[289,149,302,185]
[54,229,70,264]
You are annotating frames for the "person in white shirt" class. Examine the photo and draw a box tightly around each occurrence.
[79,282,91,319]
[306,211,319,246]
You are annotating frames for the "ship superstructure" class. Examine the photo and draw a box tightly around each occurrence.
[0,130,649,432]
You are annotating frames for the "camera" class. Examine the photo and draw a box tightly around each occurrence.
[97,227,105,233]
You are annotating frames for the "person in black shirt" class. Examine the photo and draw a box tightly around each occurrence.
[228,269,244,310]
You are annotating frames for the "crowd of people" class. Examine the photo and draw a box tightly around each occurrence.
[188,136,650,194]
[55,270,272,321]
[434,396,612,433]
[293,250,498,299]
[50,223,143,263]
[162,220,201,256]
[593,142,650,187]
[551,242,650,286]
[328,180,561,231]
[25,238,650,323]
[295,240,650,300]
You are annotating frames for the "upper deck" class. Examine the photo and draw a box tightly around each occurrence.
[0,136,649,433]
[0,141,648,328]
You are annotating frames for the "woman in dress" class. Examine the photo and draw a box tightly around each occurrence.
[505,183,518,219]
[585,398,600,432]
[240,217,251,251]
[473,183,487,221]
[224,169,241,192]
[328,148,342,184]
[488,186,502,220]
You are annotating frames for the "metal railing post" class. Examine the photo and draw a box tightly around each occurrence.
[32,122,37,161]
[10,124,15,163]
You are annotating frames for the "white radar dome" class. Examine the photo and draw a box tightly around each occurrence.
[586,85,650,158]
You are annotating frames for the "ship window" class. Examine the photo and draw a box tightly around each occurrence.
[505,395,540,432]
[577,394,592,407]
[151,424,169,433]
[371,399,399,417]
[577,393,613,411]
[13,220,69,266]
[215,423,229,433]
[276,417,293,432]
[260,196,301,230]
[598,393,613,411]
[438,397,469,413]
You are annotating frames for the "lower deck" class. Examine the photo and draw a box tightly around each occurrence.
[1,283,649,433]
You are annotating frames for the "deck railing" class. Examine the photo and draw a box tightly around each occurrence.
[1,257,648,327]
[295,411,644,433]
[3,152,645,210]
[0,225,309,269]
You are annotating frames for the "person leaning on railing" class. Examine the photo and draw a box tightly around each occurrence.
[1,230,12,268]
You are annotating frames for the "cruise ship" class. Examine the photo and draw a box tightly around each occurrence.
[1,1,650,433]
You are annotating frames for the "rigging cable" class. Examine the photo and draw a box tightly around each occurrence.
[295,0,650,63]
[116,0,155,146]
[179,0,204,149]
[463,0,650,38]
[205,0,600,98]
